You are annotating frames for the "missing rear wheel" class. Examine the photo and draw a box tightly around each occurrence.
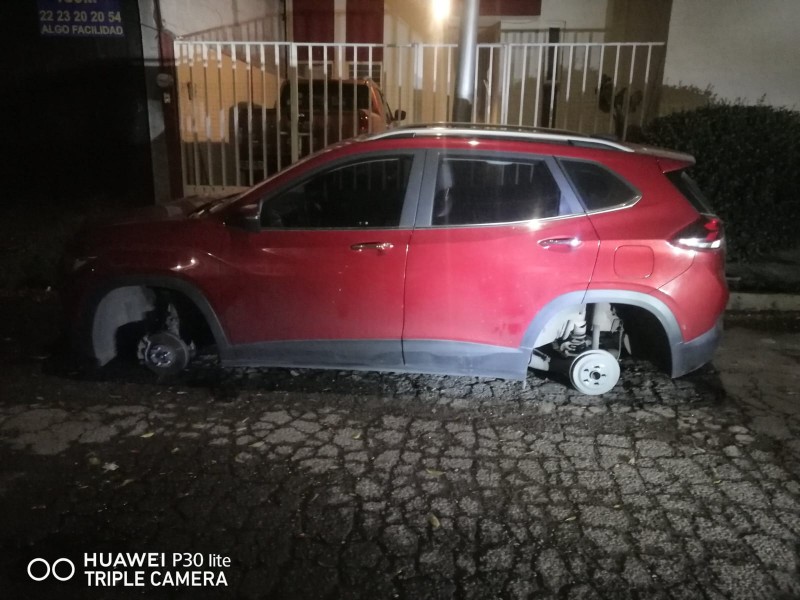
[138,332,191,376]
[569,349,620,395]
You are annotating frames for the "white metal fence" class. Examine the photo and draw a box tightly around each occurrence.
[174,40,665,193]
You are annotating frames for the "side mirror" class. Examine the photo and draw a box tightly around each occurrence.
[395,109,406,122]
[224,202,260,232]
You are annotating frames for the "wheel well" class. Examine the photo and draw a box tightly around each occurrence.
[529,301,672,375]
[613,303,671,372]
[90,285,214,366]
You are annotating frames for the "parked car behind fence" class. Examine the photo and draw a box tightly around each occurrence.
[236,78,405,183]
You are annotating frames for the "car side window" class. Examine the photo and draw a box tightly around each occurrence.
[560,160,639,211]
[432,157,563,226]
[261,157,412,229]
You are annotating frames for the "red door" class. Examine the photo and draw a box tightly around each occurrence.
[217,154,419,367]
[402,153,599,352]
[403,221,598,346]
[223,229,410,344]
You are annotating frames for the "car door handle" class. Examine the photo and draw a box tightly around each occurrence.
[350,242,394,252]
[538,237,581,249]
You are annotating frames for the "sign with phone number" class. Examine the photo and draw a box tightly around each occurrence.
[37,0,124,38]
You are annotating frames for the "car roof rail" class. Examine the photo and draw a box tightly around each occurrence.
[371,123,634,152]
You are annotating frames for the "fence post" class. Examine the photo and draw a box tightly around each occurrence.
[452,0,479,122]
[413,43,423,122]
[288,44,300,163]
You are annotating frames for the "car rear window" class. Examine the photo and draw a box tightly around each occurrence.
[666,170,714,214]
[432,157,564,226]
[560,160,640,211]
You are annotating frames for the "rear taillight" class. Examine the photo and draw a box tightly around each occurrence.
[672,215,725,250]
[358,109,370,134]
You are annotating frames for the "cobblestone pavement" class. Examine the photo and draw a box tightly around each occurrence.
[0,300,799,599]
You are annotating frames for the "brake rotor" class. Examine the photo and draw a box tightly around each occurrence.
[138,331,191,376]
[569,349,620,395]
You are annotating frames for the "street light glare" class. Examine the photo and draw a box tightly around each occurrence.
[433,0,451,21]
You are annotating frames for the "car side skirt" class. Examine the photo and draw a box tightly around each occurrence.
[227,340,402,371]
[224,339,529,380]
[403,340,529,379]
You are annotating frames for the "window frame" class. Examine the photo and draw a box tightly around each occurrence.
[414,149,585,229]
[666,169,714,215]
[255,150,425,231]
[557,158,642,215]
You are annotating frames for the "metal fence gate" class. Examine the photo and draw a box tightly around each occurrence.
[174,40,665,194]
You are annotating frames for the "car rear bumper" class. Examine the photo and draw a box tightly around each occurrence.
[670,316,724,377]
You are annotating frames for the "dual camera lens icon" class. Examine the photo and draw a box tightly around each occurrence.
[27,558,76,582]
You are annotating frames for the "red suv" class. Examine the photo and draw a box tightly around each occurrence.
[62,125,727,394]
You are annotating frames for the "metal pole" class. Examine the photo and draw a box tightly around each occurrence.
[452,0,479,123]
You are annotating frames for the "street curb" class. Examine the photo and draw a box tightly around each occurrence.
[727,292,800,312]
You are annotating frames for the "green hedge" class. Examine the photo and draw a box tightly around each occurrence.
[642,104,800,261]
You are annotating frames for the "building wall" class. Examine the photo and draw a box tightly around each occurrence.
[663,0,799,111]
[537,0,609,38]
[605,0,671,42]
[384,0,427,44]
[485,0,609,39]
[160,0,283,41]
